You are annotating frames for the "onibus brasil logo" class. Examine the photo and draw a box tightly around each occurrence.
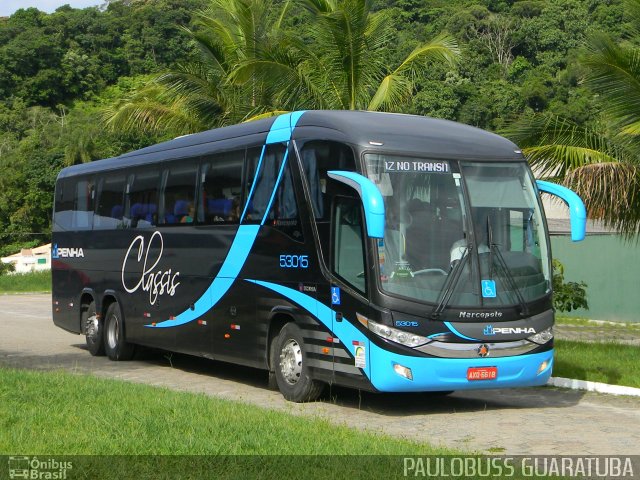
[8,456,73,479]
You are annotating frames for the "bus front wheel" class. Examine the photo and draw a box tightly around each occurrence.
[273,323,324,402]
[104,302,135,361]
[83,301,104,356]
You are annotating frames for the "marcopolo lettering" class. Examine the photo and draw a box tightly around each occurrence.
[458,311,503,319]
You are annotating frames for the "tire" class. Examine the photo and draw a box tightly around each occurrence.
[83,301,105,356]
[273,323,324,402]
[103,302,135,361]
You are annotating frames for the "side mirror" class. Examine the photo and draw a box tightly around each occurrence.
[536,180,586,242]
[328,171,385,238]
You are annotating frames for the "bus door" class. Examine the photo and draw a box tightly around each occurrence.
[329,195,372,382]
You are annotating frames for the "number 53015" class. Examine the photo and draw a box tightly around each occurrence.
[279,254,309,268]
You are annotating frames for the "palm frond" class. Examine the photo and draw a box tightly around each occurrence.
[565,162,640,236]
[502,114,628,178]
[581,34,640,136]
[392,34,460,76]
[367,73,412,111]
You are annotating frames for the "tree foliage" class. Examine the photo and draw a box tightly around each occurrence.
[503,0,640,236]
[552,259,589,313]
[0,0,634,250]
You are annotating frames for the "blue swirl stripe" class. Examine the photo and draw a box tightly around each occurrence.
[246,279,553,392]
[246,279,372,379]
[147,111,306,328]
[443,321,480,341]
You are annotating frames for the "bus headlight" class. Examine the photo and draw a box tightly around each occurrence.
[527,327,553,345]
[357,313,429,348]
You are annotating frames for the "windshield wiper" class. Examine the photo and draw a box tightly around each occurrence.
[430,244,470,319]
[486,217,529,317]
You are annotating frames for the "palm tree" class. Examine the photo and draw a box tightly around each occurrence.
[504,7,640,236]
[105,0,459,134]
[104,0,292,135]
[234,0,459,112]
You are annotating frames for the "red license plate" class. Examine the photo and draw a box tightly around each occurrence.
[467,366,498,381]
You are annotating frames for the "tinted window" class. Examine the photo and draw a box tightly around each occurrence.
[162,163,198,225]
[333,196,366,293]
[127,171,159,228]
[53,178,74,232]
[94,174,127,230]
[201,150,244,224]
[243,144,303,240]
[299,141,356,220]
[73,178,95,231]
[243,144,287,223]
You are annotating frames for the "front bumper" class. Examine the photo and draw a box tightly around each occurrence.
[369,343,553,392]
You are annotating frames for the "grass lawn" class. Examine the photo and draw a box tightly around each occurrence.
[554,340,640,388]
[556,316,640,329]
[0,270,51,293]
[0,367,471,478]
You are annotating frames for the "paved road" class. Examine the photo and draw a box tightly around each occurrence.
[2,294,639,455]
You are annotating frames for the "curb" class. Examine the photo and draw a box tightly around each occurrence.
[548,377,640,397]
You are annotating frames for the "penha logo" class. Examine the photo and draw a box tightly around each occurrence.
[121,231,180,306]
[484,324,536,335]
[52,244,84,259]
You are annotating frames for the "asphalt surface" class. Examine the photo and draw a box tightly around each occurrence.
[1,294,639,455]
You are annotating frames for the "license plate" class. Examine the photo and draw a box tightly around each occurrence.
[467,366,498,381]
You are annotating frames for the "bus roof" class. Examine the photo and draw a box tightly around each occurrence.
[57,111,523,179]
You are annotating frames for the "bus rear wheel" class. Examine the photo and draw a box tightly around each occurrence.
[104,302,135,361]
[273,323,324,402]
[83,301,104,356]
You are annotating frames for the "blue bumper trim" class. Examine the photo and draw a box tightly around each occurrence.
[248,279,553,392]
[370,346,553,392]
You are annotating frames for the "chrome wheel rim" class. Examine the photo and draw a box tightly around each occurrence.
[107,314,119,350]
[85,313,99,343]
[279,339,302,385]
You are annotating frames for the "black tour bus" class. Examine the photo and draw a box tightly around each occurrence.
[52,110,586,401]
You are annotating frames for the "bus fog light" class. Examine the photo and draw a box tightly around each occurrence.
[393,363,413,380]
[528,327,553,345]
[537,360,549,374]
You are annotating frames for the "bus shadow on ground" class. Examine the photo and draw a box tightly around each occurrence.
[127,346,589,415]
[0,344,587,415]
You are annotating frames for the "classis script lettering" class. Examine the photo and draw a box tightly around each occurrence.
[121,231,180,305]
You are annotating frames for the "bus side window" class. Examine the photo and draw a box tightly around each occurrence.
[73,178,95,231]
[299,140,357,264]
[201,149,244,224]
[332,197,366,294]
[94,175,126,230]
[127,171,160,228]
[243,144,287,223]
[53,178,74,232]
[299,141,356,220]
[268,151,304,241]
[162,163,198,225]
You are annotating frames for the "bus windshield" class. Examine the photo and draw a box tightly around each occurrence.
[365,155,551,309]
